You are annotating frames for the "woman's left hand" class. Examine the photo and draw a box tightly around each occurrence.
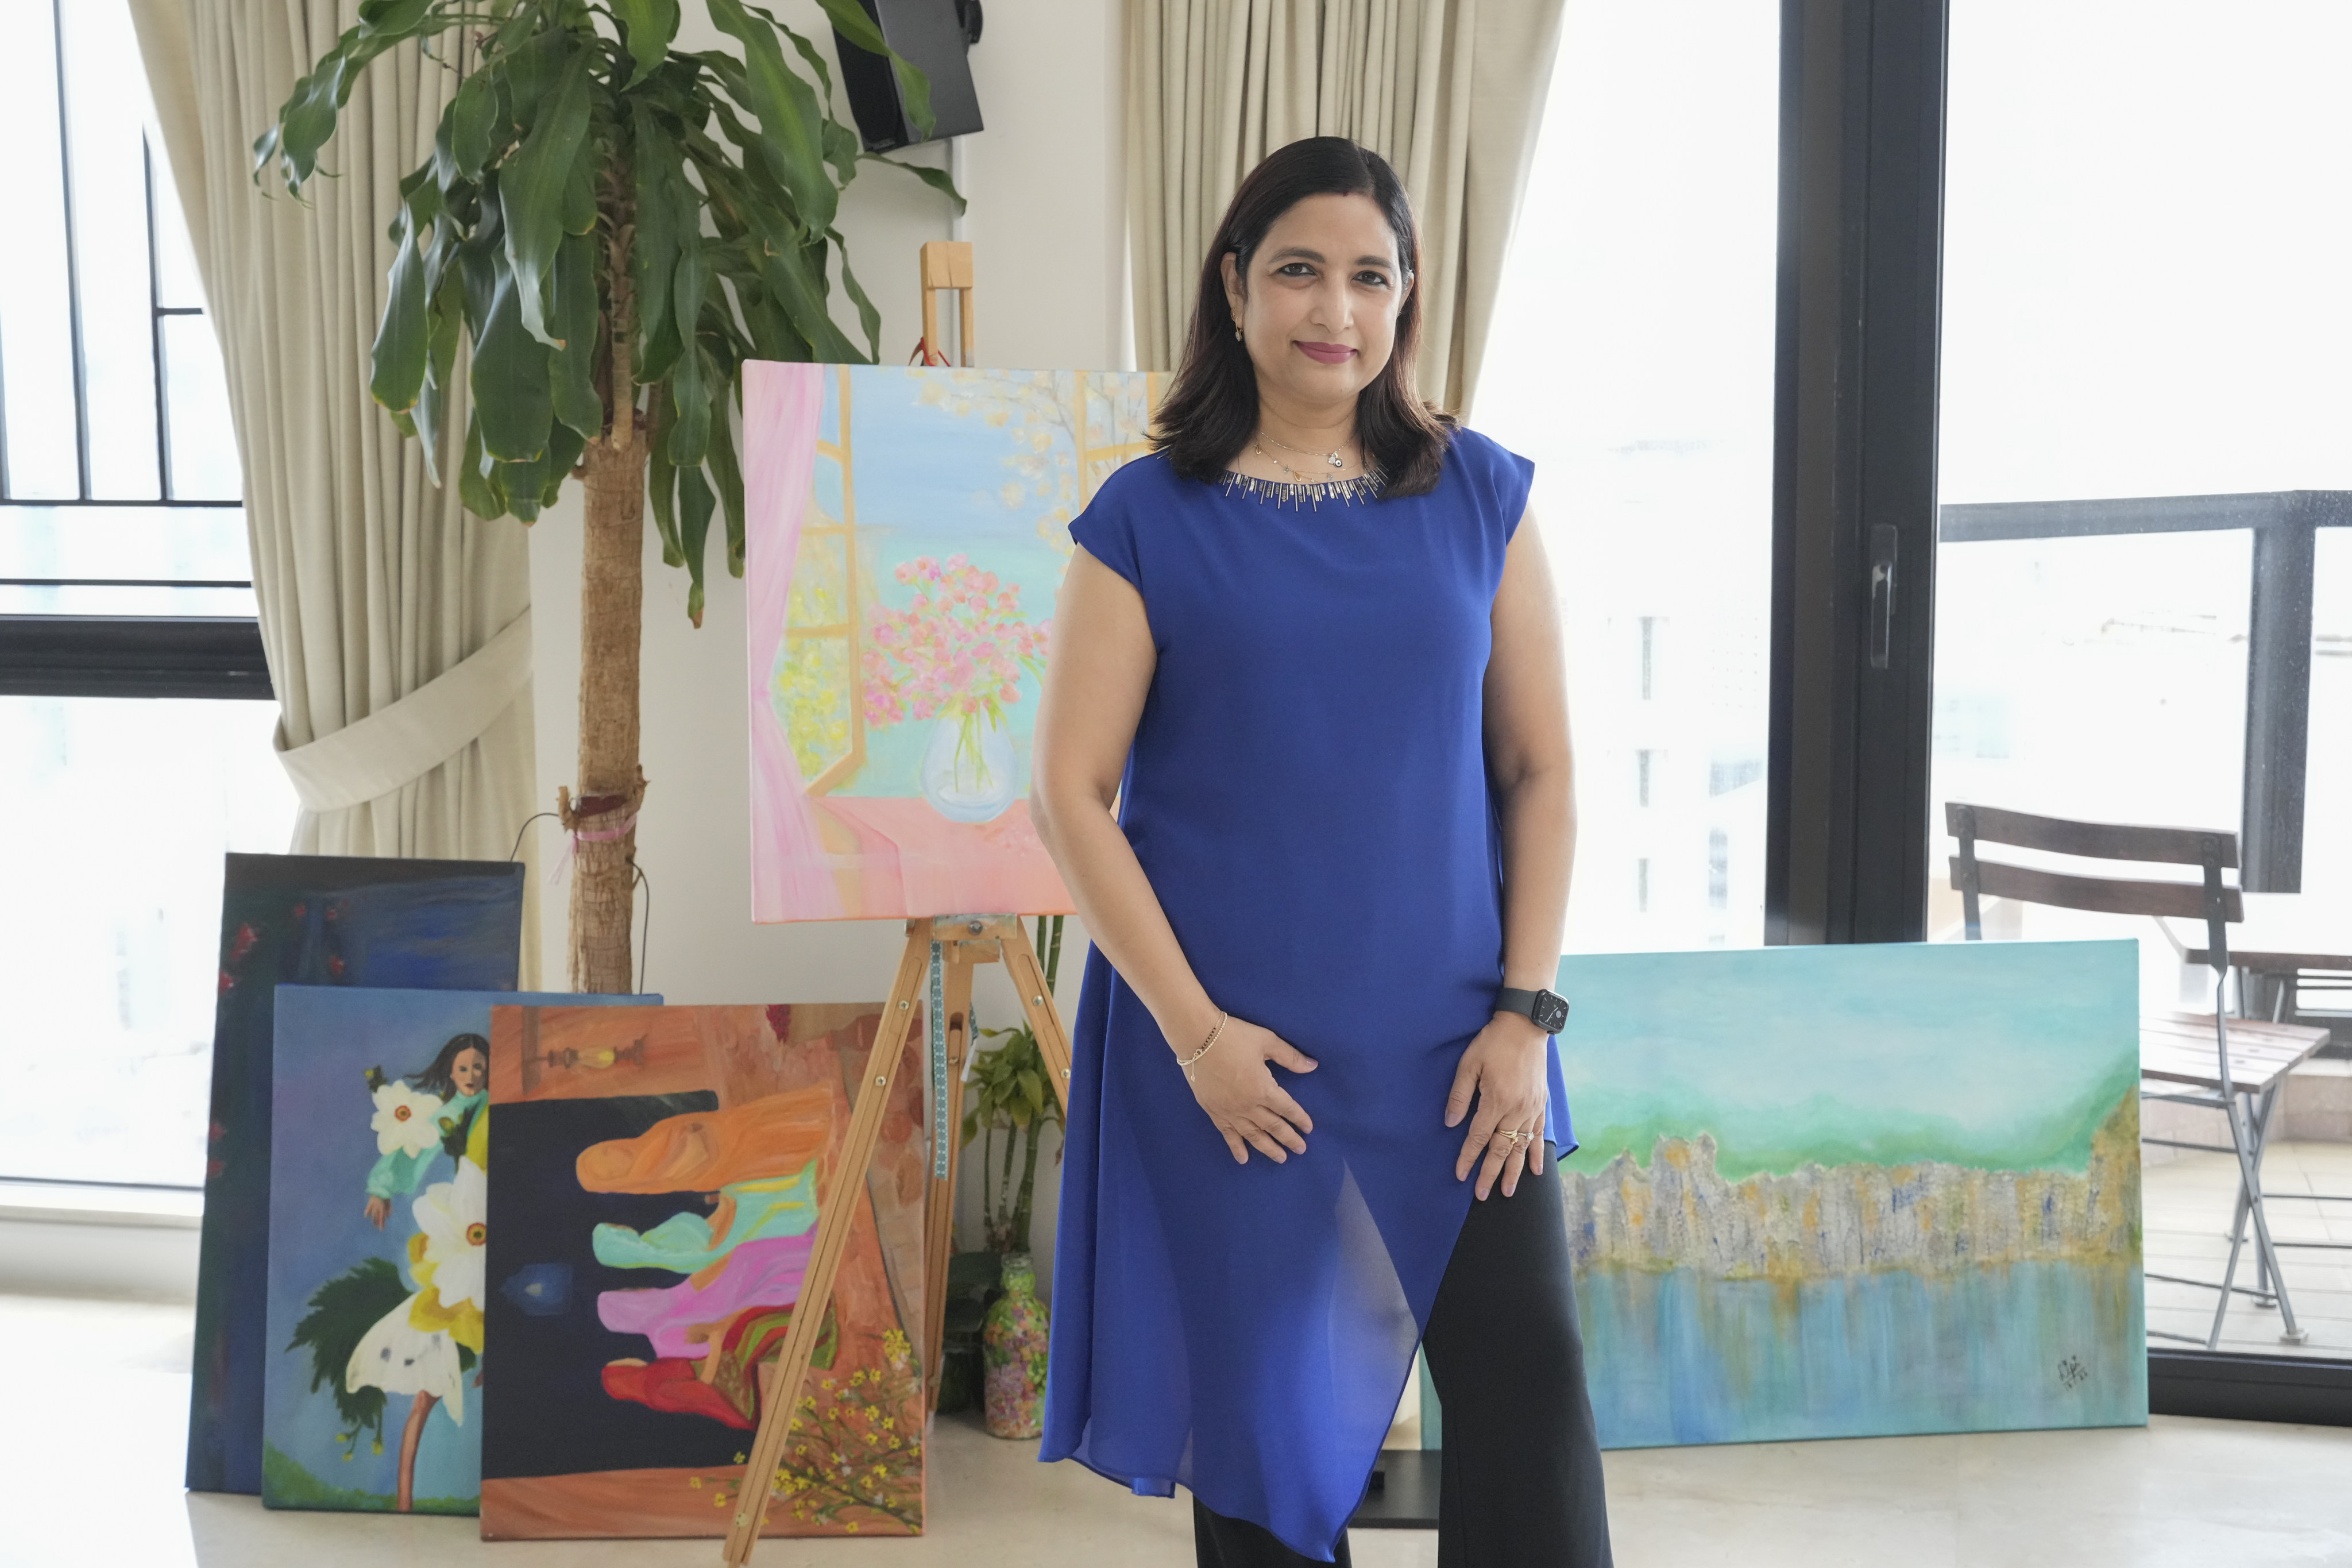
[1445,1013,1550,1200]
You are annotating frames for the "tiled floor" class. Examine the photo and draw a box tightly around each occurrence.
[4,1292,2351,1567]
[2144,1140,2352,1355]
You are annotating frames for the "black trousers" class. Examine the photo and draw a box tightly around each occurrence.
[1193,1146,1613,1568]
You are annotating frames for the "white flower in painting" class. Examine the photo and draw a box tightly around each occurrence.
[346,1295,466,1424]
[370,1080,447,1157]
[413,1159,488,1312]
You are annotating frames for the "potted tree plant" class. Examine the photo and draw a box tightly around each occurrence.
[258,0,956,989]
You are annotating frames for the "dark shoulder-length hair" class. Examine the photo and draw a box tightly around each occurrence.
[407,1032,489,1100]
[1153,136,1453,496]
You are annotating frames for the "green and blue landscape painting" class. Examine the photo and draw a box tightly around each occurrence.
[1554,940,2145,1447]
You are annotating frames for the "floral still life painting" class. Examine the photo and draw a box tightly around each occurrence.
[188,853,526,1496]
[262,987,653,1514]
[480,1003,926,1540]
[744,362,1164,921]
[1551,940,2146,1449]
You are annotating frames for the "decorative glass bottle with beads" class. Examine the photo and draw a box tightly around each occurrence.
[982,1252,1049,1439]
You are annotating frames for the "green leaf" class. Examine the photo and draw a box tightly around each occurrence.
[677,464,716,626]
[499,452,546,520]
[450,67,500,179]
[549,231,604,438]
[666,247,712,464]
[255,2,450,191]
[631,103,686,384]
[458,412,504,519]
[499,26,572,128]
[817,115,860,195]
[645,388,684,567]
[804,0,934,141]
[612,0,682,86]
[471,264,555,461]
[864,150,965,214]
[543,420,586,504]
[371,206,431,415]
[414,267,466,484]
[561,134,598,236]
[704,0,836,233]
[828,227,882,362]
[706,384,747,576]
[497,41,593,349]
[748,210,862,361]
[1018,1069,1044,1114]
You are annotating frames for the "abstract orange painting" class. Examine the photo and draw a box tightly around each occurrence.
[480,1003,926,1539]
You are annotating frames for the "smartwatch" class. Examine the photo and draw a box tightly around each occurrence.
[1495,986,1570,1034]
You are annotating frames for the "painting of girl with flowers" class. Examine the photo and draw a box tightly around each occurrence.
[262,987,650,1513]
[745,362,1164,921]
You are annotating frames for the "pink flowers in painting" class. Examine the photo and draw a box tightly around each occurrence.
[862,555,1049,731]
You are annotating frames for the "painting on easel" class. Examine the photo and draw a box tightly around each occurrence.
[260,987,652,1515]
[743,362,1164,922]
[478,1002,927,1540]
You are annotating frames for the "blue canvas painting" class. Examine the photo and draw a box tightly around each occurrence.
[186,854,525,1495]
[262,987,655,1513]
[1554,940,2145,1447]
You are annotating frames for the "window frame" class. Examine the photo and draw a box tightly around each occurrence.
[1768,0,2352,1424]
[1,7,267,703]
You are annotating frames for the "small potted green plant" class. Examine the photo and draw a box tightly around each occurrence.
[936,918,1064,1420]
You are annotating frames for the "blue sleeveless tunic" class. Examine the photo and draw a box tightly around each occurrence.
[1041,430,1574,1561]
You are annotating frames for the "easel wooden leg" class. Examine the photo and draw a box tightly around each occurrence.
[721,914,1072,1563]
[1002,919,1075,1113]
[720,928,930,1566]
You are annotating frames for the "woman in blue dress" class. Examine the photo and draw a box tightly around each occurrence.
[1032,137,1612,1567]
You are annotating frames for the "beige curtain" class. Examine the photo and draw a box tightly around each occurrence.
[130,2,540,978]
[1129,0,1564,413]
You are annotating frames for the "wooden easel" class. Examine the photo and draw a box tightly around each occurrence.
[918,239,976,366]
[725,247,1068,1565]
[721,915,1073,1564]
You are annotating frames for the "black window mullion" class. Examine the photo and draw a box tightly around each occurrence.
[0,615,273,700]
[1766,0,1948,946]
[144,139,175,504]
[50,0,93,503]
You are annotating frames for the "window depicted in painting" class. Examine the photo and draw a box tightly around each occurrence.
[746,365,1163,922]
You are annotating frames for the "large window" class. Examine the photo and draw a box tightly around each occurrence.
[1479,1,1781,955]
[1,0,295,1188]
[1933,1,2352,1360]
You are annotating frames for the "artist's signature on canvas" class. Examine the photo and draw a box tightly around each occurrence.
[2057,1355,2088,1390]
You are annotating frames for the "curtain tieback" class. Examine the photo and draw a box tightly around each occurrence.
[273,609,534,813]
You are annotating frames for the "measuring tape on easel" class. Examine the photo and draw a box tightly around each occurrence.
[929,940,951,1177]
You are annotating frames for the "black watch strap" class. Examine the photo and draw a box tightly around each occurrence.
[1496,986,1571,1033]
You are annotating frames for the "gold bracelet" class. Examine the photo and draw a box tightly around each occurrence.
[1180,1010,1229,1083]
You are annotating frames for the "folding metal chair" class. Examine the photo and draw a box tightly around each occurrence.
[1948,803,2332,1349]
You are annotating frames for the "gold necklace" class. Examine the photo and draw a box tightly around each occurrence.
[1252,442,1353,485]
[1261,431,1349,470]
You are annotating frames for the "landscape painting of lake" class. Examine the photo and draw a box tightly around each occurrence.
[1552,940,2144,1447]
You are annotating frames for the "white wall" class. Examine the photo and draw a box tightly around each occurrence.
[526,0,1126,1287]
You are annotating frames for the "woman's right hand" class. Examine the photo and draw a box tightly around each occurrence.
[364,1196,391,1230]
[1180,1015,1319,1164]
